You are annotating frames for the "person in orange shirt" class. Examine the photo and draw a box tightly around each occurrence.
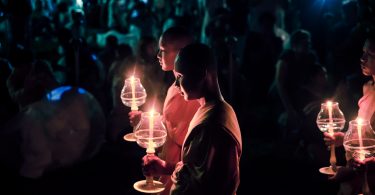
[129,26,200,194]
[142,43,242,195]
[324,34,375,195]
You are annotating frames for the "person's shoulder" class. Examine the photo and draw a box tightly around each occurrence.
[166,84,178,95]
[201,101,236,125]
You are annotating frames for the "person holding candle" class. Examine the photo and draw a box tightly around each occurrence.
[324,34,375,194]
[129,26,200,194]
[142,43,242,194]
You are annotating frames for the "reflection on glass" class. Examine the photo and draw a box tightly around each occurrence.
[121,76,147,141]
[133,110,167,194]
[316,101,345,175]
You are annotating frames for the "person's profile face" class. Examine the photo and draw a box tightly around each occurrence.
[157,37,178,71]
[174,58,205,101]
[174,71,204,101]
[360,39,375,76]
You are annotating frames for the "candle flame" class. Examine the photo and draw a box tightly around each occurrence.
[357,117,363,125]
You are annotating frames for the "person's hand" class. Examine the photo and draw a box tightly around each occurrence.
[353,156,375,167]
[128,110,142,127]
[142,154,167,177]
[324,132,344,147]
[328,166,355,182]
[171,161,183,183]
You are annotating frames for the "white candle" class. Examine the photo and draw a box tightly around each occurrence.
[357,118,365,161]
[327,101,334,136]
[147,109,155,153]
[149,109,154,139]
[130,76,137,110]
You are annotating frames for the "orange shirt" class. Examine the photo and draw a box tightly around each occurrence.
[171,100,242,195]
[158,85,200,194]
[358,80,375,126]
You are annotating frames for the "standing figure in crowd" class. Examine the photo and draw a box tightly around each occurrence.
[273,29,318,139]
[142,43,242,195]
[324,34,375,195]
[129,26,200,194]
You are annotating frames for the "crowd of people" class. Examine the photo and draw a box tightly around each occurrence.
[0,0,374,194]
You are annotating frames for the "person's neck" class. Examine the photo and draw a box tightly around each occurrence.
[198,88,223,107]
[173,70,178,78]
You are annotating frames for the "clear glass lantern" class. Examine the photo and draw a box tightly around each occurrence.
[316,101,346,134]
[121,76,147,111]
[120,76,147,141]
[133,110,167,194]
[344,118,375,195]
[134,111,167,151]
[316,101,346,175]
[344,119,375,162]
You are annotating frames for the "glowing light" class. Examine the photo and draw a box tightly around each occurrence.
[327,101,334,136]
[147,108,155,154]
[46,86,72,101]
[76,0,83,8]
[46,86,87,101]
[130,75,137,110]
[78,88,86,94]
[357,118,365,161]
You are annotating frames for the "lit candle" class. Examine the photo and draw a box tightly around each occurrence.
[327,101,334,136]
[357,118,365,161]
[147,109,155,154]
[326,101,338,172]
[130,76,137,111]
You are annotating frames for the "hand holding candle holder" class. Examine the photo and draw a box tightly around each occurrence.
[121,76,147,141]
[344,119,375,195]
[316,101,346,175]
[133,110,167,193]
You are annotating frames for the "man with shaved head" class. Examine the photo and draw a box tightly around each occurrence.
[129,26,200,194]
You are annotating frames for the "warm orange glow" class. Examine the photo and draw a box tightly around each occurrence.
[130,75,137,110]
[149,108,154,138]
[327,101,334,136]
[357,118,365,161]
[147,108,155,154]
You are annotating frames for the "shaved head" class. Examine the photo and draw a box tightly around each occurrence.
[160,26,194,51]
[157,26,194,71]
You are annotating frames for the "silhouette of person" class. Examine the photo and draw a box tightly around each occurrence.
[129,26,200,195]
[272,29,318,139]
[324,34,375,195]
[142,43,242,195]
